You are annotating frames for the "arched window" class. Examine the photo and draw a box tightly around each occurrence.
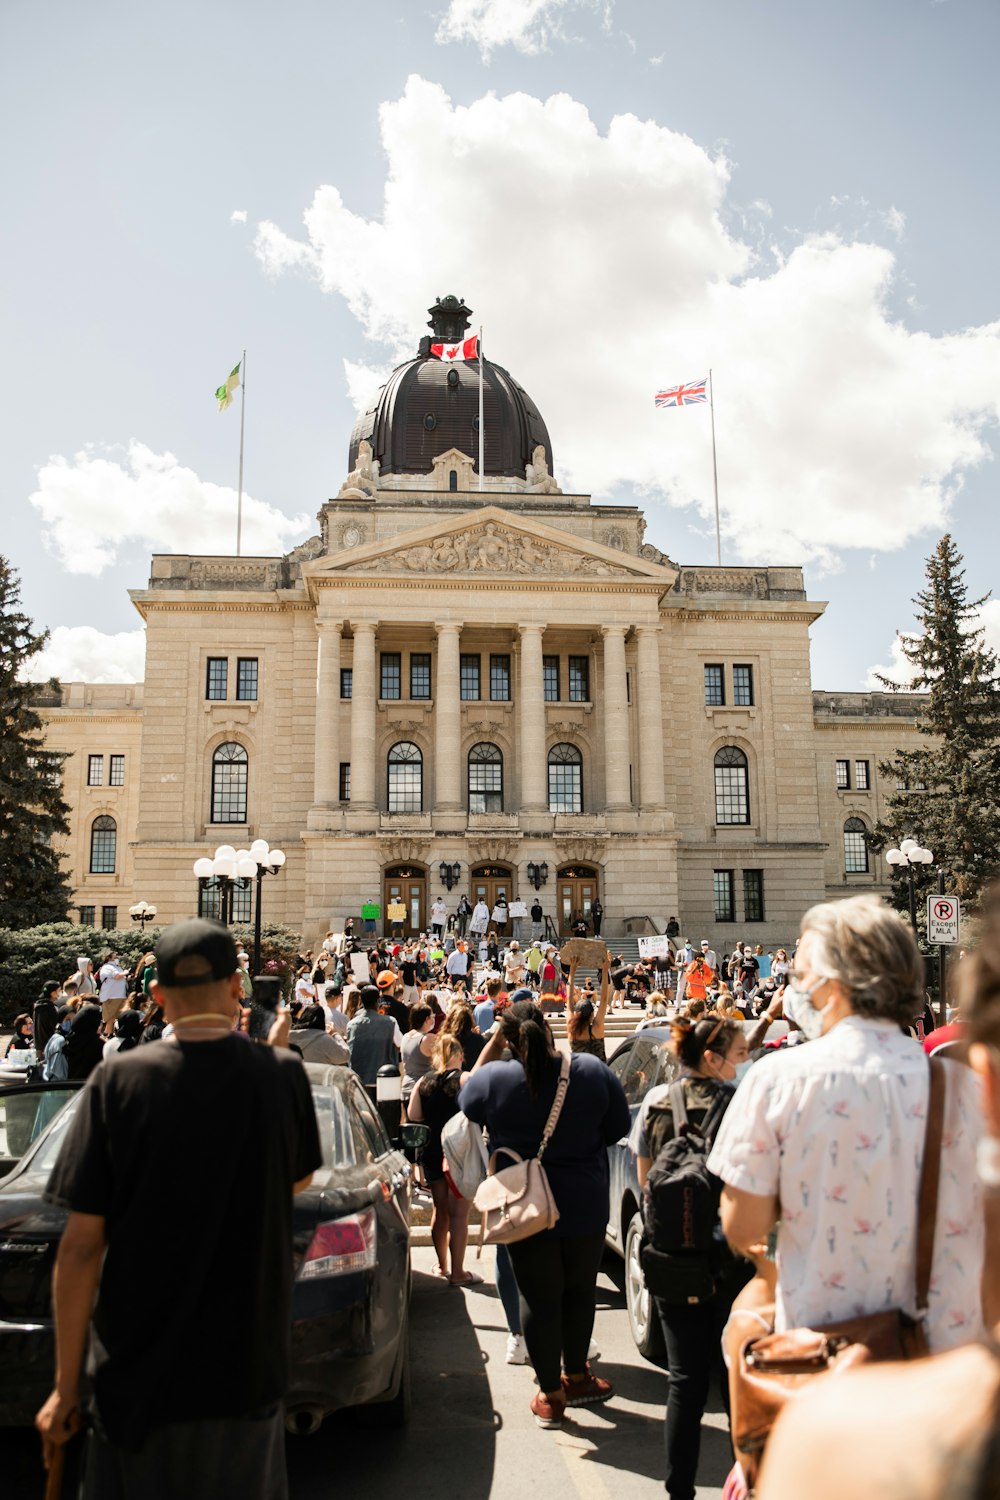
[211,741,248,824]
[388,741,422,813]
[89,815,117,874]
[714,746,749,825]
[548,742,582,814]
[844,817,869,873]
[468,742,503,813]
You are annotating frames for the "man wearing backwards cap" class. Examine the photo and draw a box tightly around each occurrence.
[36,918,322,1500]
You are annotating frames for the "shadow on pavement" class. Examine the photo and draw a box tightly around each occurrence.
[286,1267,498,1499]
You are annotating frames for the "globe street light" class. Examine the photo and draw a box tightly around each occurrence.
[885,838,935,942]
[192,842,285,970]
[248,839,286,975]
[128,901,158,936]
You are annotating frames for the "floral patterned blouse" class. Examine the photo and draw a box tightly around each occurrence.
[707,1015,984,1353]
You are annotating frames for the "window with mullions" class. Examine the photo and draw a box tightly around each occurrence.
[387,742,422,812]
[543,655,560,702]
[410,654,431,700]
[380,652,401,700]
[211,742,248,824]
[844,817,869,873]
[568,656,589,702]
[206,657,228,700]
[733,665,754,707]
[340,668,353,699]
[87,755,103,787]
[339,763,351,801]
[231,882,252,923]
[836,759,851,790]
[713,869,735,923]
[79,906,95,927]
[460,654,481,701]
[109,754,125,786]
[89,815,117,874]
[490,654,511,701]
[743,869,765,922]
[704,664,724,706]
[468,742,503,813]
[102,906,118,930]
[855,760,870,791]
[236,658,258,701]
[548,742,582,813]
[714,746,750,825]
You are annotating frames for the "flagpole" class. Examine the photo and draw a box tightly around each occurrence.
[478,326,484,494]
[236,349,246,556]
[708,367,721,566]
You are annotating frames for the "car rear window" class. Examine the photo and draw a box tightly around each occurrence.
[310,1087,355,1172]
[619,1036,672,1105]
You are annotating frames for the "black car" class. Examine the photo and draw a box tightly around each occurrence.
[604,1026,678,1361]
[0,1064,412,1434]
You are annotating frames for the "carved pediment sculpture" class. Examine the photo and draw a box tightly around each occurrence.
[337,439,380,500]
[353,522,630,578]
[525,444,562,495]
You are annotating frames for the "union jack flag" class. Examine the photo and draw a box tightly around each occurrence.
[655,377,708,408]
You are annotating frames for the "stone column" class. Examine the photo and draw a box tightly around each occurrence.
[519,624,547,812]
[635,625,666,810]
[348,621,377,811]
[435,623,462,812]
[312,619,342,807]
[602,625,631,810]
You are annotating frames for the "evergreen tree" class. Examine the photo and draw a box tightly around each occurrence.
[872,535,1000,916]
[0,556,72,926]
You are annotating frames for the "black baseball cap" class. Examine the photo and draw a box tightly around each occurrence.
[155,918,238,989]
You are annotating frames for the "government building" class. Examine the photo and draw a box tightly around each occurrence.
[39,295,923,945]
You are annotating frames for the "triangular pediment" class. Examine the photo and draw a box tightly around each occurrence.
[304,506,677,588]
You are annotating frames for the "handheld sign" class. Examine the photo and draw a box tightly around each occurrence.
[927,896,960,945]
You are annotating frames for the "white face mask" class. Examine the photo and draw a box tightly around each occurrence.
[784,977,832,1042]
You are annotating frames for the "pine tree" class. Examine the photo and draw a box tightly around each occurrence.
[0,556,72,927]
[872,535,1000,916]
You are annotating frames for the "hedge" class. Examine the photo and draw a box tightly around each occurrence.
[0,921,301,1027]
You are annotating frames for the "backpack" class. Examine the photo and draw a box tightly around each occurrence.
[641,1079,733,1305]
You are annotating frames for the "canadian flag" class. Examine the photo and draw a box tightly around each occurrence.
[430,333,480,362]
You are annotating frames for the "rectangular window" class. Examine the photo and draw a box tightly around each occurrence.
[340,668,353,699]
[543,655,560,702]
[339,763,351,802]
[460,654,481,701]
[713,869,735,923]
[855,760,870,791]
[836,759,851,790]
[410,653,431,700]
[704,664,725,706]
[844,824,869,873]
[231,882,252,924]
[733,664,754,707]
[490,654,511,701]
[206,657,228,700]
[87,754,104,787]
[109,754,125,787]
[78,905,95,927]
[568,655,589,702]
[380,652,401,700]
[236,657,258,701]
[743,870,765,923]
[101,905,118,930]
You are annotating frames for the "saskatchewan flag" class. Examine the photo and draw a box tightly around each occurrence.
[215,361,241,412]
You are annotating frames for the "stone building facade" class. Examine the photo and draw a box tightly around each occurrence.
[39,297,922,944]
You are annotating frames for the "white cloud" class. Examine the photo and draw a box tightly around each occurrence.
[23,626,147,684]
[29,441,310,574]
[435,0,607,58]
[882,205,906,240]
[649,53,664,66]
[866,600,1000,687]
[230,209,247,224]
[255,77,1000,566]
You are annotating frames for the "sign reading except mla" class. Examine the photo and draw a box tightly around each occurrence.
[927,896,960,945]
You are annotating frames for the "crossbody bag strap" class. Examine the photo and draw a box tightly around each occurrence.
[669,1079,690,1132]
[915,1055,946,1315]
[537,1052,571,1162]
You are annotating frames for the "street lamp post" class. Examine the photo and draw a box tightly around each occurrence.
[128,901,158,936]
[192,841,285,971]
[885,837,935,943]
[248,839,286,975]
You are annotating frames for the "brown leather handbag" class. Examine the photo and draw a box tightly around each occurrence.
[729,1056,945,1492]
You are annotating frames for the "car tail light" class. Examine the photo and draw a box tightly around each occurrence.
[299,1207,377,1279]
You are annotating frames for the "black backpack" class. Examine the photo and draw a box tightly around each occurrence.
[641,1080,733,1304]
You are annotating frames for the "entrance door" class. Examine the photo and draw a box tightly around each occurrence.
[383,865,426,939]
[471,864,515,923]
[557,866,599,936]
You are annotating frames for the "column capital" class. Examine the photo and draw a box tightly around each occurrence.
[314,617,343,637]
[518,622,545,637]
[348,619,378,636]
[634,623,663,637]
[600,623,626,640]
[434,621,462,638]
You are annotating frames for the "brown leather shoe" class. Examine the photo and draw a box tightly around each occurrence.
[530,1390,566,1428]
[561,1371,613,1407]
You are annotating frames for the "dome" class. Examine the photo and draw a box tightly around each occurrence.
[348,295,553,482]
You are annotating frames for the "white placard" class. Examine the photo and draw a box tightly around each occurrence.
[508,901,528,917]
[638,935,673,960]
[927,895,960,945]
[350,952,371,983]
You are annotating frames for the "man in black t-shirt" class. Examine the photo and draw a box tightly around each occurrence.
[36,918,322,1500]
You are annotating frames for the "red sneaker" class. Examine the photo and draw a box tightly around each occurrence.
[561,1371,613,1407]
[530,1390,566,1428]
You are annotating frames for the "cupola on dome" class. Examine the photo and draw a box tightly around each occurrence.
[348,295,554,482]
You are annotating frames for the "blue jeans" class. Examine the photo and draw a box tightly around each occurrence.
[495,1244,521,1334]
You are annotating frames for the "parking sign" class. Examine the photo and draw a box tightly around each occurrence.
[927,896,960,945]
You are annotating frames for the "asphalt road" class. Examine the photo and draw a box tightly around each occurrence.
[0,1245,730,1499]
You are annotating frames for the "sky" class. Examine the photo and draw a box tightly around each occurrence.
[3,0,999,691]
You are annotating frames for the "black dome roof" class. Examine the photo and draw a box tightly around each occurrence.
[348,295,553,481]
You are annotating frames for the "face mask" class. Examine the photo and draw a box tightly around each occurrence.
[784,978,831,1042]
[734,1060,753,1084]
